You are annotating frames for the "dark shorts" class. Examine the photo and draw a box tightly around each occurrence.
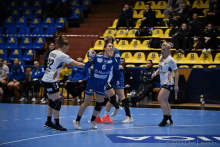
[161,85,174,91]
[106,75,125,90]
[42,81,59,94]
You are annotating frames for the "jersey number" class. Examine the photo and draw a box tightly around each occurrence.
[47,59,54,69]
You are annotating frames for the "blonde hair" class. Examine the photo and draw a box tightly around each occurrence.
[160,42,171,62]
[55,35,69,48]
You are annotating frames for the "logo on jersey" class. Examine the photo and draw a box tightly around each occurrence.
[47,88,52,92]
[116,81,120,86]
[53,71,58,80]
[170,87,173,90]
[97,58,103,63]
[107,60,112,64]
[115,53,120,57]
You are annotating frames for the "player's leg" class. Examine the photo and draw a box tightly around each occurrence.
[13,81,21,98]
[0,80,7,95]
[95,96,108,123]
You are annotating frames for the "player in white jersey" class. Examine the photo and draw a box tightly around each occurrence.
[42,35,85,131]
[152,43,179,127]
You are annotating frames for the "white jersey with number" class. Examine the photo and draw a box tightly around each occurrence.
[42,50,73,82]
[158,55,177,85]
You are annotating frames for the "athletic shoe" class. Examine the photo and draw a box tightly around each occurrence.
[73,120,81,130]
[122,116,133,123]
[44,121,54,129]
[52,124,67,131]
[102,115,113,123]
[77,98,81,103]
[42,100,47,104]
[31,98,36,102]
[95,116,103,123]
[158,119,168,127]
[41,98,45,102]
[88,120,97,129]
[207,48,211,53]
[167,119,173,126]
[202,48,207,54]
[20,97,25,102]
[111,106,122,117]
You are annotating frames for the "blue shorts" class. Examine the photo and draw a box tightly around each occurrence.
[109,74,124,89]
[85,81,106,96]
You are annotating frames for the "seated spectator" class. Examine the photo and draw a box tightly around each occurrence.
[202,23,217,54]
[206,2,220,26]
[174,23,191,53]
[55,0,71,19]
[164,0,182,19]
[175,2,192,27]
[0,58,9,96]
[138,3,156,33]
[37,0,56,20]
[7,58,26,101]
[120,58,133,95]
[58,63,69,86]
[129,60,156,107]
[65,57,89,102]
[114,4,134,34]
[189,13,204,39]
[210,0,220,12]
[28,61,45,102]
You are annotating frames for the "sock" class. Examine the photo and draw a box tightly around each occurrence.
[47,116,52,122]
[163,115,168,120]
[54,119,59,125]
[76,115,82,121]
[91,115,96,121]
[168,115,172,120]
[122,99,131,117]
[105,111,109,116]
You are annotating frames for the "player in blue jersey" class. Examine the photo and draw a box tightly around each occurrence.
[73,41,119,130]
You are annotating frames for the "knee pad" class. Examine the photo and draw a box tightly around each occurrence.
[102,98,109,106]
[0,81,2,87]
[94,102,103,111]
[48,99,62,111]
[109,95,117,104]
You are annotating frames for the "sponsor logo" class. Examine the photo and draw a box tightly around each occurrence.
[94,74,108,79]
[115,53,120,57]
[97,58,103,63]
[107,60,112,64]
[106,134,220,144]
[47,88,52,92]
[170,86,173,90]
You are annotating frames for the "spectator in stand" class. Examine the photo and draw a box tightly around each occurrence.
[65,57,89,102]
[164,0,182,19]
[129,60,156,107]
[55,0,71,19]
[202,23,217,54]
[210,0,220,11]
[176,2,192,27]
[189,13,204,40]
[206,2,220,26]
[138,3,156,33]
[0,58,9,96]
[36,0,56,20]
[58,63,69,86]
[7,58,26,101]
[28,61,45,102]
[114,4,134,34]
[174,23,190,53]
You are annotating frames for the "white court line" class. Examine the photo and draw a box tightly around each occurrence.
[1,123,220,146]
[151,114,157,115]
[25,119,31,120]
[2,120,8,121]
[139,114,145,115]
[36,118,42,120]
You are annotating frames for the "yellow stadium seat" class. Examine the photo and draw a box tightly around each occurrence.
[133,10,138,18]
[199,53,213,64]
[152,29,164,37]
[127,29,137,37]
[92,40,104,50]
[204,0,210,5]
[185,53,199,63]
[121,52,134,63]
[156,1,167,9]
[126,64,135,67]
[133,10,144,18]
[153,65,159,68]
[186,0,190,6]
[173,53,186,63]
[83,53,88,62]
[116,30,126,37]
[141,40,151,50]
[164,29,171,37]
[147,52,159,63]
[193,65,203,68]
[208,65,216,68]
[133,52,146,63]
[129,40,141,49]
[147,1,157,9]
[192,0,204,8]
[140,64,147,67]
[134,1,145,9]
[203,9,209,16]
[103,29,114,37]
[154,10,165,18]
[214,53,220,63]
[179,65,189,68]
[135,19,142,28]
[109,19,118,29]
[115,40,129,50]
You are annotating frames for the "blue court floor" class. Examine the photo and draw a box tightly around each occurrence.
[0,103,220,147]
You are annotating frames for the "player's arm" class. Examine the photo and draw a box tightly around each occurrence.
[111,57,119,70]
[69,60,85,68]
[151,68,160,79]
[174,69,179,93]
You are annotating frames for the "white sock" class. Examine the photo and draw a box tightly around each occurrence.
[105,111,109,116]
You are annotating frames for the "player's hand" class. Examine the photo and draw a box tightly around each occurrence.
[78,80,83,83]
[125,84,130,88]
[119,65,124,69]
[106,48,114,57]
[151,73,156,79]
[174,86,179,94]
[66,80,70,82]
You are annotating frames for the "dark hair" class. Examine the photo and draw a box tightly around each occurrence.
[14,58,19,61]
[207,23,213,26]
[121,58,125,61]
[182,1,186,4]
[0,57,3,61]
[104,41,112,48]
[147,60,153,64]
[104,36,115,44]
[146,3,151,7]
[55,35,69,48]
[49,42,55,46]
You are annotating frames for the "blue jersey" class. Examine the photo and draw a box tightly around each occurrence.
[31,67,45,81]
[113,48,122,76]
[10,65,26,81]
[68,66,89,82]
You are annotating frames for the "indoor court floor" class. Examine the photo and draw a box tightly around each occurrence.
[0,103,220,147]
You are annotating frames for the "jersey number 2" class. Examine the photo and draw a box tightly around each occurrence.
[47,59,54,69]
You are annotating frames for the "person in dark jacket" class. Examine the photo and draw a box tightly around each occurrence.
[130,60,156,107]
[202,23,217,54]
[114,4,133,34]
[174,23,190,53]
[189,13,204,39]
[176,2,192,28]
[43,42,55,70]
[121,58,133,94]
[7,58,26,101]
[206,2,220,26]
[139,3,156,32]
[65,57,89,102]
[55,0,71,19]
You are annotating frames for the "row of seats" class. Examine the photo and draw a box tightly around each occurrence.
[0,26,57,38]
[0,49,36,62]
[0,37,45,49]
[3,17,67,29]
[134,0,209,10]
[126,64,217,68]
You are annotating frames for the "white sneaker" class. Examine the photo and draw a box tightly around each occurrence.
[20,97,25,102]
[77,98,81,103]
[202,48,207,54]
[122,116,134,123]
[73,120,81,130]
[31,98,36,102]
[88,120,97,129]
[207,48,211,53]
[125,29,129,34]
[114,29,117,35]
[111,106,123,117]
[41,98,45,102]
